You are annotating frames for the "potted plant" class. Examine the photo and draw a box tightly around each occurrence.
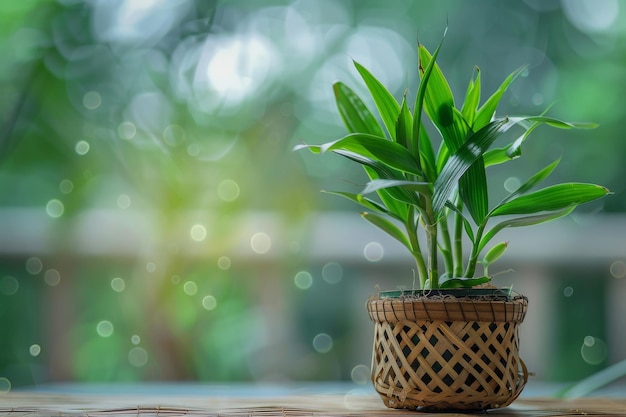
[295,34,610,411]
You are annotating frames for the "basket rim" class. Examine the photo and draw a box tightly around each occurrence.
[367,290,528,323]
[377,287,518,301]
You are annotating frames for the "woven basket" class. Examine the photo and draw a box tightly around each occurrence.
[367,292,528,411]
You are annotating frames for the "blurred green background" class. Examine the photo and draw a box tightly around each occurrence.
[1,0,625,390]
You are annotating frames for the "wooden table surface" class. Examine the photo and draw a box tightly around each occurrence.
[0,383,624,416]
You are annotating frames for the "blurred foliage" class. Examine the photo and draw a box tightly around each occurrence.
[0,0,624,387]
[2,0,625,213]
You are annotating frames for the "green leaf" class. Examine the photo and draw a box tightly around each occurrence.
[436,92,469,156]
[363,166,410,221]
[361,212,412,252]
[445,107,472,154]
[419,44,471,157]
[418,44,455,133]
[361,179,432,199]
[474,66,526,130]
[330,150,409,220]
[432,115,591,220]
[490,183,610,217]
[322,190,396,219]
[459,157,488,224]
[331,149,402,180]
[483,146,515,167]
[482,241,508,265]
[461,67,481,127]
[333,82,385,137]
[483,114,596,167]
[353,61,401,140]
[439,276,491,289]
[445,201,475,242]
[412,32,446,162]
[416,56,482,221]
[498,159,560,206]
[558,358,626,399]
[360,179,427,209]
[502,115,596,160]
[478,205,576,253]
[433,117,517,219]
[396,94,412,149]
[501,117,542,160]
[416,38,478,207]
[297,133,422,176]
[435,142,450,174]
[417,124,437,182]
[514,116,598,130]
[330,80,421,222]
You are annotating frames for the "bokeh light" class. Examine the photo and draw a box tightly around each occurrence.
[163,124,184,146]
[504,177,521,193]
[190,224,207,242]
[217,256,231,270]
[202,295,217,311]
[562,0,618,33]
[0,276,18,296]
[75,141,90,156]
[45,200,64,218]
[128,347,149,367]
[610,260,626,278]
[350,364,370,384]
[0,377,10,394]
[116,194,131,209]
[200,34,279,109]
[294,271,313,290]
[59,180,74,194]
[29,344,41,357]
[183,281,198,296]
[82,91,102,109]
[96,321,114,338]
[118,121,137,140]
[25,257,43,275]
[363,242,384,262]
[580,336,608,365]
[563,286,574,297]
[312,333,333,354]
[44,269,61,286]
[217,179,240,202]
[250,232,271,254]
[321,262,343,284]
[110,277,125,292]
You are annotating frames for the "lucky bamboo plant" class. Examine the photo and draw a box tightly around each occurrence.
[295,39,610,290]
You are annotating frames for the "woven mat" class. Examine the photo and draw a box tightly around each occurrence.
[1,392,625,416]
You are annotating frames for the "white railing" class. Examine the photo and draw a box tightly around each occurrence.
[0,208,624,262]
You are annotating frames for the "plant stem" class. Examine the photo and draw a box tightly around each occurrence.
[413,247,428,289]
[438,216,454,276]
[427,222,438,287]
[421,199,439,287]
[453,200,464,277]
[407,207,428,288]
[464,222,486,278]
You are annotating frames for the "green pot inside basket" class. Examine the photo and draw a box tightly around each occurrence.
[379,287,514,300]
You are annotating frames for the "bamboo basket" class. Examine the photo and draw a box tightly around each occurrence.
[366,292,528,411]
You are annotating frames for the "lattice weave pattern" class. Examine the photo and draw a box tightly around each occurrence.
[367,296,528,411]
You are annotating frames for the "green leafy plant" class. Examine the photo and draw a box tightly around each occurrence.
[295,37,610,290]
